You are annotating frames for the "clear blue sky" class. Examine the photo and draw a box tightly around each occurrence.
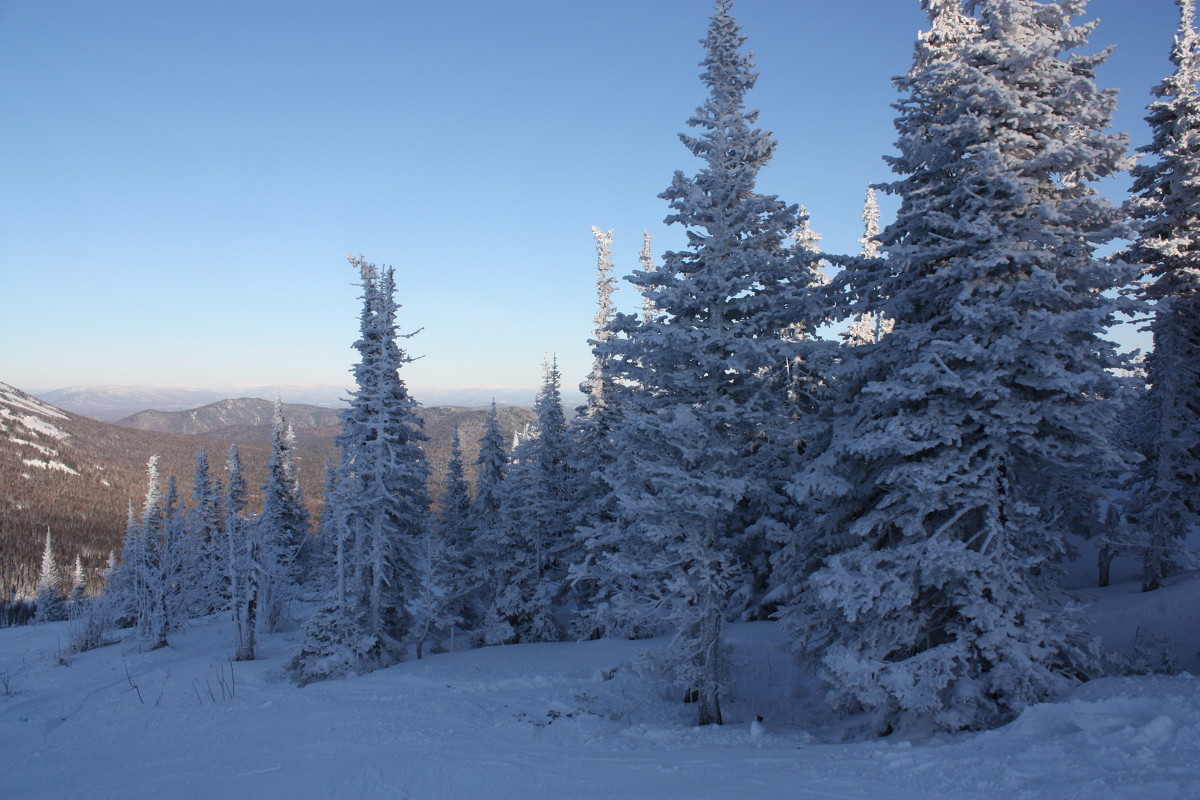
[0,0,1177,396]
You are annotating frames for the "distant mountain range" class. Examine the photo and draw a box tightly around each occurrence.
[112,397,536,501]
[117,398,344,437]
[1,384,534,598]
[29,384,544,422]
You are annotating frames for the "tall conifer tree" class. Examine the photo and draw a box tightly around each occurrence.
[257,399,311,633]
[781,0,1132,732]
[585,0,820,725]
[293,256,430,682]
[1125,0,1200,591]
[35,529,65,622]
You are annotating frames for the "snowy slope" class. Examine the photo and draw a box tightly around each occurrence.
[3,584,1199,800]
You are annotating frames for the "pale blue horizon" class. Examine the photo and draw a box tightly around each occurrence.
[0,1,1175,395]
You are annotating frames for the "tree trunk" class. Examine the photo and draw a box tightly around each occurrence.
[236,591,257,661]
[697,687,722,726]
[1098,544,1114,588]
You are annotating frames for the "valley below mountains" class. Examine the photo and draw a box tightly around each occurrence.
[1,383,533,598]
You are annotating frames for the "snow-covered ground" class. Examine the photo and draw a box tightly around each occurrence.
[3,576,1199,799]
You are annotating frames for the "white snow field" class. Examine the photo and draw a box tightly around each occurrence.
[2,575,1199,800]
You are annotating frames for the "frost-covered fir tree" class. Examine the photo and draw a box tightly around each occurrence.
[638,231,657,325]
[484,357,577,643]
[462,401,508,634]
[147,476,194,649]
[107,460,194,648]
[581,226,618,420]
[582,0,821,726]
[189,446,226,615]
[69,555,86,606]
[571,227,630,607]
[35,529,66,622]
[780,0,1132,733]
[791,206,822,256]
[1124,0,1200,592]
[431,426,471,624]
[108,458,162,633]
[221,443,258,656]
[472,402,507,533]
[256,399,311,633]
[436,426,473,555]
[841,187,895,347]
[292,256,430,684]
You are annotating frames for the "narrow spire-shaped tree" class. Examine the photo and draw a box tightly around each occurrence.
[842,187,894,346]
[858,187,880,260]
[148,475,191,649]
[587,0,819,726]
[35,529,66,622]
[472,401,507,530]
[782,0,1131,732]
[224,443,254,653]
[293,256,430,683]
[486,357,576,643]
[69,555,86,605]
[582,226,617,418]
[639,230,657,325]
[1124,0,1200,592]
[464,401,508,634]
[107,457,191,647]
[432,425,472,630]
[436,426,473,553]
[792,206,822,254]
[257,398,311,634]
[114,456,162,634]
[190,445,226,614]
[573,227,629,552]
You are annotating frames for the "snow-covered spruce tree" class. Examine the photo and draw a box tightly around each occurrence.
[472,402,507,534]
[581,0,820,726]
[223,441,249,634]
[569,227,632,625]
[68,555,86,606]
[103,502,140,628]
[463,401,507,635]
[1124,0,1200,592]
[189,445,226,615]
[34,529,66,622]
[484,357,577,643]
[292,256,430,684]
[580,226,618,424]
[841,187,895,347]
[430,426,471,623]
[779,0,1132,733]
[108,457,163,634]
[256,399,311,633]
[638,230,657,325]
[107,461,194,648]
[436,426,473,556]
[146,476,194,649]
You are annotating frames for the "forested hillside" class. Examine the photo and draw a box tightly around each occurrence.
[1,384,533,598]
